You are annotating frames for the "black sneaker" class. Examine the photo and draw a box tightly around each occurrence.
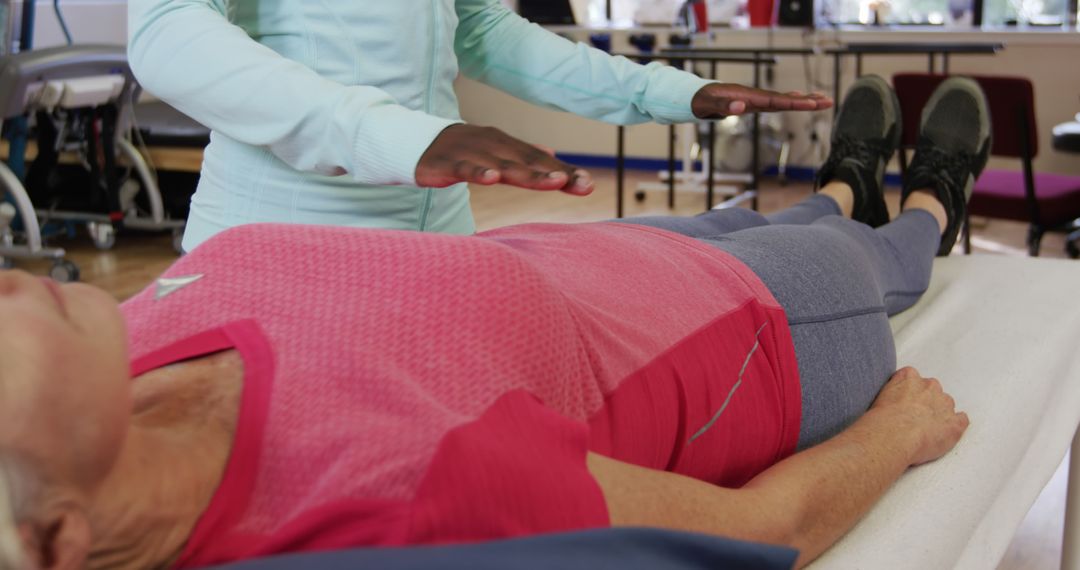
[901,77,992,256]
[815,75,901,228]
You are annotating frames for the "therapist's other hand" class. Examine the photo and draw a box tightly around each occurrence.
[416,125,594,196]
[692,83,833,118]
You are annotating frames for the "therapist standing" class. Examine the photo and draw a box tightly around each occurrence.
[128,0,830,251]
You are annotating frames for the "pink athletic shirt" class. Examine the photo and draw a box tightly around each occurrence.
[120,222,801,568]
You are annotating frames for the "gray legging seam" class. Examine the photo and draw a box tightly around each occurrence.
[883,289,928,300]
[876,220,932,308]
[787,306,887,326]
[785,290,926,328]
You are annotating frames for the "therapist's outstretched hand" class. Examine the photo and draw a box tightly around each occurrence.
[417,124,594,196]
[692,83,833,118]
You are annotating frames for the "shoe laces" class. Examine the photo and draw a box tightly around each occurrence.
[907,137,978,203]
[819,134,891,183]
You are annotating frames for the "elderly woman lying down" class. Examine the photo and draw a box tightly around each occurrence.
[0,76,991,570]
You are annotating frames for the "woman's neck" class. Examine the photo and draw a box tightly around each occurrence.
[85,350,244,570]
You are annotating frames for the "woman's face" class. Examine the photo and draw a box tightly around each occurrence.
[0,270,131,491]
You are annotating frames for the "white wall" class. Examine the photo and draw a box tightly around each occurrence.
[456,28,1080,176]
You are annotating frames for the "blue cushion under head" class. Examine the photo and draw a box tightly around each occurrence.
[207,527,797,570]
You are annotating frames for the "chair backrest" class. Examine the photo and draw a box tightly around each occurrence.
[893,73,1039,159]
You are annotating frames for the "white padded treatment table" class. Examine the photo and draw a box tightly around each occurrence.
[810,255,1080,569]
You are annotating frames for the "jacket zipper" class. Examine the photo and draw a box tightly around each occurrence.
[418,0,441,231]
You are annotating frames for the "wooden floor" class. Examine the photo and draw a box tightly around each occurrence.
[5,168,1073,568]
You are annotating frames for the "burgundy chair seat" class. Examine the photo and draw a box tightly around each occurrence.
[971,170,1080,227]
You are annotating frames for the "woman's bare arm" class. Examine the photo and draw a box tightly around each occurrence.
[587,367,969,568]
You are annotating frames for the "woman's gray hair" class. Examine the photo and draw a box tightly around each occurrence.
[0,455,32,569]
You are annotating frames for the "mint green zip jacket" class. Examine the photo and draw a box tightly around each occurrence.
[128,0,712,250]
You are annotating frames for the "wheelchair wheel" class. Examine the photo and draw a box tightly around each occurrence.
[49,260,80,283]
[88,222,116,251]
[172,228,185,255]
[1067,240,1079,260]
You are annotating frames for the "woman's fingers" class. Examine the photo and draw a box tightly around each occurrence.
[496,161,571,190]
[742,90,826,112]
[534,143,558,158]
[453,160,501,185]
[497,164,593,195]
[417,155,500,188]
[693,83,835,117]
[416,124,593,195]
[567,169,595,195]
[871,366,970,466]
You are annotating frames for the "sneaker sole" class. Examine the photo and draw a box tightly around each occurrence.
[920,76,993,183]
[833,75,903,151]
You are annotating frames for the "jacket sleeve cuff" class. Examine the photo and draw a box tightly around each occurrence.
[643,67,715,124]
[352,104,463,186]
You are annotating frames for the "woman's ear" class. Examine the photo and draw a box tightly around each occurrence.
[20,507,90,570]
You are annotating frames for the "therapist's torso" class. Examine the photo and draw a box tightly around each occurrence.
[186,1,472,251]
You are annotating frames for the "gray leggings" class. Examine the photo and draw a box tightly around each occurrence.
[618,194,941,449]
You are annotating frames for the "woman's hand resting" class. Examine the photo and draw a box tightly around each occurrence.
[870,366,970,467]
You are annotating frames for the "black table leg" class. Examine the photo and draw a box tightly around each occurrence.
[616,125,625,218]
[856,54,863,77]
[833,52,842,119]
[752,56,762,211]
[707,120,716,210]
[706,60,719,210]
[928,53,936,74]
[668,124,676,208]
[943,53,950,74]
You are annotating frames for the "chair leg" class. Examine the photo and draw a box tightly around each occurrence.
[1067,228,1080,260]
[1027,225,1044,257]
[963,214,972,255]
